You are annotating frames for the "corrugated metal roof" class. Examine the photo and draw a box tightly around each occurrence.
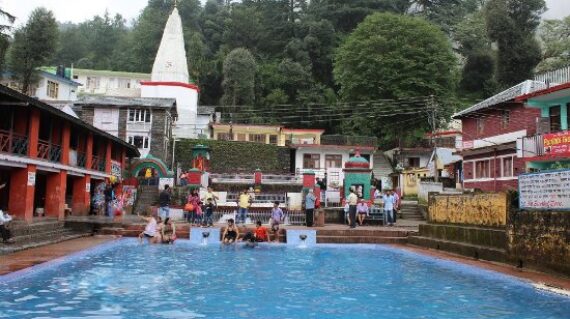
[75,96,176,108]
[453,80,547,118]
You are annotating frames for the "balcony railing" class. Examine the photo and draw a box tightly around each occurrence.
[91,155,106,172]
[321,135,378,147]
[519,134,544,158]
[0,129,28,156]
[76,151,87,168]
[37,140,62,162]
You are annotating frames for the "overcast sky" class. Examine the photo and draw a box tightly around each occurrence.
[2,0,569,26]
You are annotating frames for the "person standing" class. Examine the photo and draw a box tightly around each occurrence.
[392,190,400,224]
[0,210,13,243]
[382,190,395,226]
[347,188,358,229]
[159,185,171,219]
[238,189,250,225]
[304,189,316,227]
[104,182,114,217]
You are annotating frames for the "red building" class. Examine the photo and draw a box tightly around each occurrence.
[0,85,139,222]
[453,81,546,191]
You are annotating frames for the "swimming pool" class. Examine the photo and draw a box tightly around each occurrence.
[1,239,569,319]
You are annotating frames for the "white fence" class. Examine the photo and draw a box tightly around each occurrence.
[535,66,570,86]
[418,181,462,203]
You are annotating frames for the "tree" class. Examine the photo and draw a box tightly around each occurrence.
[536,16,570,73]
[8,8,58,93]
[0,7,15,72]
[484,0,546,87]
[334,12,457,143]
[221,48,257,106]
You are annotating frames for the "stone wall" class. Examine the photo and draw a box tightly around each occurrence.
[429,193,508,227]
[150,109,169,164]
[507,210,570,276]
[80,106,94,125]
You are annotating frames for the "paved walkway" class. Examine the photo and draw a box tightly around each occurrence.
[0,236,116,276]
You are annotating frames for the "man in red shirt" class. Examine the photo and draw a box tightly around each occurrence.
[254,220,269,242]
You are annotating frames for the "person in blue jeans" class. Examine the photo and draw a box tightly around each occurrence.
[237,189,250,225]
[203,198,215,227]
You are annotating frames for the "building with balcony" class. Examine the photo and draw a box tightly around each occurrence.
[74,96,176,165]
[516,82,570,171]
[453,80,547,191]
[70,68,150,97]
[211,124,325,147]
[1,70,82,101]
[0,84,139,222]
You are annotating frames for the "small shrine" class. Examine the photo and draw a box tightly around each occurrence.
[343,151,372,200]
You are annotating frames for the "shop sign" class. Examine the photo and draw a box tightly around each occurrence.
[543,131,570,156]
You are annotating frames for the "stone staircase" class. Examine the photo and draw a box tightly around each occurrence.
[0,218,91,255]
[133,185,159,215]
[408,224,507,262]
[399,200,424,221]
[316,229,409,244]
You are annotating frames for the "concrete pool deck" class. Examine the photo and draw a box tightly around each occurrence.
[1,236,570,293]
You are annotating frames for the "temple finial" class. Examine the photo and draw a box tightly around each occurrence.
[174,0,178,8]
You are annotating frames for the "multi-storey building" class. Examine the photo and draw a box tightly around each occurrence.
[75,96,176,164]
[454,80,546,191]
[0,84,139,221]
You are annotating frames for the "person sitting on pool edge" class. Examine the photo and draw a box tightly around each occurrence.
[138,213,159,244]
[223,218,239,244]
[162,217,176,244]
[242,231,257,248]
[269,201,284,242]
[254,220,269,242]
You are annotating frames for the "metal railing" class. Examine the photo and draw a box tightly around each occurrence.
[202,208,306,225]
[519,134,544,158]
[225,192,288,204]
[210,173,301,184]
[0,129,28,156]
[76,151,87,168]
[535,66,570,85]
[37,140,62,162]
[91,155,106,171]
[321,135,378,147]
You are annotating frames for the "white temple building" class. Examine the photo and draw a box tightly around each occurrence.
[141,7,200,139]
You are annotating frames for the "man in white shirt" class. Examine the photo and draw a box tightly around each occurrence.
[0,210,13,243]
[382,191,395,226]
[347,188,359,229]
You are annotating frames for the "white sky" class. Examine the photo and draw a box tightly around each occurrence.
[2,0,570,26]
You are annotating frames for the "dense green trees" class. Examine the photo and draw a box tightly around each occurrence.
[0,7,15,72]
[334,13,457,143]
[4,0,562,144]
[221,48,256,106]
[8,8,58,93]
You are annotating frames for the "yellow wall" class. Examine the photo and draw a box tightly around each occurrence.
[429,193,508,227]
[402,168,430,196]
[212,125,282,145]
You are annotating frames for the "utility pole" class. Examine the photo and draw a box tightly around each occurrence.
[427,95,439,182]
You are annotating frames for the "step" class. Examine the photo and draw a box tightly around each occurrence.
[316,229,409,237]
[418,224,505,249]
[0,232,92,255]
[408,236,506,263]
[317,236,407,244]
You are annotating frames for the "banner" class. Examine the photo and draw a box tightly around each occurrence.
[543,131,570,155]
[519,170,570,210]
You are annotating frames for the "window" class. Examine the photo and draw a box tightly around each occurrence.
[250,134,266,143]
[475,160,491,179]
[127,135,150,149]
[325,155,342,168]
[237,134,247,141]
[501,110,510,129]
[86,77,100,89]
[46,81,59,99]
[118,78,131,89]
[550,105,561,132]
[269,135,278,145]
[217,133,232,141]
[502,157,513,177]
[408,157,420,168]
[477,118,485,134]
[128,109,151,123]
[303,154,321,169]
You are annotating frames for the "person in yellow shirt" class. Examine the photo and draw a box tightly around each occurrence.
[237,189,250,225]
[347,188,358,229]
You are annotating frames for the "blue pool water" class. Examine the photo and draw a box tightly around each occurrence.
[1,239,570,319]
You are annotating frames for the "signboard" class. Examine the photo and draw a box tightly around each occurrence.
[27,172,36,186]
[159,178,174,191]
[462,140,474,149]
[543,131,570,156]
[519,169,570,210]
[111,160,122,177]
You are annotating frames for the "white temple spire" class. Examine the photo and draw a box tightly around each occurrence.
[151,7,189,83]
